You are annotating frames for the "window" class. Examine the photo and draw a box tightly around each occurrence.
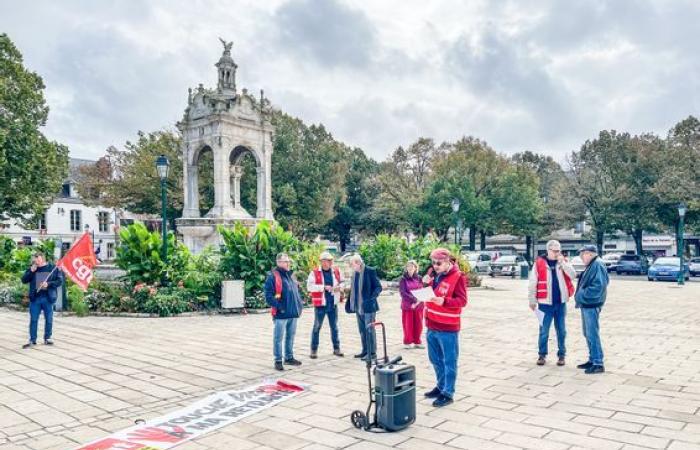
[107,242,115,259]
[98,211,109,233]
[37,212,46,230]
[70,210,81,231]
[61,183,71,197]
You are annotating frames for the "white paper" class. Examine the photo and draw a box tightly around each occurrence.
[534,307,545,327]
[411,286,436,303]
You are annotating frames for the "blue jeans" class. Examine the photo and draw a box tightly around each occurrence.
[311,305,340,351]
[29,297,54,343]
[581,307,604,365]
[356,312,376,356]
[538,303,566,358]
[427,329,459,398]
[273,318,297,362]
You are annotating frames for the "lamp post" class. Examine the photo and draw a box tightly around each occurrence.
[156,155,170,268]
[451,198,460,246]
[678,202,686,286]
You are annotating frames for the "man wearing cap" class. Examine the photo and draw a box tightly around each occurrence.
[307,252,345,359]
[423,248,468,407]
[575,244,609,374]
[528,240,576,366]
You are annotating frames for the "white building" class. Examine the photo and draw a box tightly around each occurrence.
[1,158,123,260]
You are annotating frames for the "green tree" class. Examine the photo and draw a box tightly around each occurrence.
[0,33,69,220]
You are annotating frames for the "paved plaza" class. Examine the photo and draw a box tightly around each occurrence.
[1,277,699,450]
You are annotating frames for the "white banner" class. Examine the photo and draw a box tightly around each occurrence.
[74,379,306,450]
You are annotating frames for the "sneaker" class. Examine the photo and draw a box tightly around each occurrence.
[354,352,367,359]
[22,341,36,349]
[284,358,302,366]
[424,387,441,399]
[557,357,565,366]
[536,357,546,366]
[309,351,318,359]
[361,354,377,362]
[404,344,413,350]
[44,339,54,346]
[577,361,593,369]
[414,344,425,349]
[333,349,344,357]
[274,361,284,371]
[584,365,605,374]
[432,394,454,408]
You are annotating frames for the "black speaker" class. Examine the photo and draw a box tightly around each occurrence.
[375,363,416,431]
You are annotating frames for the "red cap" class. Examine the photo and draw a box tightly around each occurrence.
[430,248,451,260]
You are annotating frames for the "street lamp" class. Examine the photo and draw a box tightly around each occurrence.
[451,198,460,246]
[678,202,686,286]
[156,155,170,269]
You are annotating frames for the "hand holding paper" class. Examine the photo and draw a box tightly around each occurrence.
[410,286,435,303]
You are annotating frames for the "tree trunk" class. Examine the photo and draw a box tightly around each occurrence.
[469,226,476,251]
[480,230,486,250]
[339,239,347,253]
[632,229,643,256]
[596,230,604,254]
[525,235,533,264]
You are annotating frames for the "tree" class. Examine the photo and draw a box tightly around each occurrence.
[0,33,69,221]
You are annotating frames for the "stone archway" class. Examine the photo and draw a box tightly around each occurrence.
[229,145,261,219]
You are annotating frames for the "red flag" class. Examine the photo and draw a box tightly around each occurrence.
[57,232,99,291]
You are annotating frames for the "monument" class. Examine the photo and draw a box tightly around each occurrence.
[176,39,274,253]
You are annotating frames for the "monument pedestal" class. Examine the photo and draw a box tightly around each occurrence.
[176,217,266,254]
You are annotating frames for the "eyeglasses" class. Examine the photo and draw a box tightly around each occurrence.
[431,260,447,266]
[278,260,291,264]
[549,249,561,253]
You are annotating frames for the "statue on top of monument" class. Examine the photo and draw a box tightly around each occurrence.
[219,37,233,55]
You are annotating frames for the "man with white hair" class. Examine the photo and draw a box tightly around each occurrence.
[528,240,576,366]
[345,254,382,361]
[307,251,345,359]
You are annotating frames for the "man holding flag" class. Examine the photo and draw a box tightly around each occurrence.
[21,233,99,349]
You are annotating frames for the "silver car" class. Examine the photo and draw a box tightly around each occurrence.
[465,252,492,274]
[689,257,700,277]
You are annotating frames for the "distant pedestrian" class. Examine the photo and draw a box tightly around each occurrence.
[264,253,303,371]
[21,251,63,348]
[399,260,424,349]
[575,245,609,374]
[306,252,345,359]
[528,240,576,366]
[346,254,382,361]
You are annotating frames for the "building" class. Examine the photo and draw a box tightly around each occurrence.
[1,158,123,260]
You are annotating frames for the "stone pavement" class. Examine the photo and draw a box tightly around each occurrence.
[1,277,699,450]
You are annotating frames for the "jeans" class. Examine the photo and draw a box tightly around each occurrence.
[273,318,298,362]
[29,297,54,343]
[311,305,340,351]
[581,307,604,365]
[538,303,566,357]
[356,312,376,356]
[427,329,459,398]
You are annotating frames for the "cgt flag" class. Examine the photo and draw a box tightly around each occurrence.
[57,232,98,291]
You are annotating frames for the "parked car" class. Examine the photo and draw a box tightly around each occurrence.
[688,257,700,277]
[601,253,622,272]
[647,257,690,282]
[489,255,529,278]
[570,256,586,277]
[465,252,492,274]
[616,254,649,275]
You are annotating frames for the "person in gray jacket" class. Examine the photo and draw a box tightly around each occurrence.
[574,245,609,374]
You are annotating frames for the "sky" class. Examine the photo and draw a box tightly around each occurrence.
[2,0,699,163]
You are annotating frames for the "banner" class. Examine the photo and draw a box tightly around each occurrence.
[74,379,306,450]
[57,232,98,291]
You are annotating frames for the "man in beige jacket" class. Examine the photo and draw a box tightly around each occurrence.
[528,240,576,366]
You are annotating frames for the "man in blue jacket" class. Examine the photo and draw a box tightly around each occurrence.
[21,251,63,349]
[346,254,382,361]
[264,253,304,371]
[575,245,609,374]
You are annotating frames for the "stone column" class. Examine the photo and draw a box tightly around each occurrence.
[206,144,234,218]
[263,143,274,219]
[256,165,264,218]
[182,145,200,218]
[231,165,243,209]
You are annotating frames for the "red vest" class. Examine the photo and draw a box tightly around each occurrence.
[425,268,465,327]
[310,267,342,307]
[535,257,574,300]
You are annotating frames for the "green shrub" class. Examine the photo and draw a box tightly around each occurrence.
[0,236,16,272]
[167,246,222,308]
[0,279,27,304]
[358,235,408,280]
[67,284,88,316]
[85,281,133,312]
[142,288,192,317]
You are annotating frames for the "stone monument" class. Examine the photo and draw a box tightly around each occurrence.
[176,39,274,253]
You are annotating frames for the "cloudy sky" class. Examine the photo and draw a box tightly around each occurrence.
[2,0,699,162]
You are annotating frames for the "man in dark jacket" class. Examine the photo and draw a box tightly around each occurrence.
[575,245,609,374]
[21,251,63,348]
[346,254,382,361]
[264,253,304,371]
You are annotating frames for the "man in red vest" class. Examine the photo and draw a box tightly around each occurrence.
[306,252,345,359]
[423,248,468,407]
[528,240,576,366]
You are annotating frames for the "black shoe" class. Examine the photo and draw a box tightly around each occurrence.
[309,352,318,359]
[361,354,377,362]
[22,342,36,349]
[557,357,565,366]
[354,352,367,359]
[424,387,441,399]
[537,357,546,366]
[432,394,454,407]
[577,361,593,369]
[333,349,344,357]
[274,361,284,371]
[44,339,54,346]
[584,365,605,374]
[284,358,302,366]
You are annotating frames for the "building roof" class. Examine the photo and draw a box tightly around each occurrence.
[67,158,96,183]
